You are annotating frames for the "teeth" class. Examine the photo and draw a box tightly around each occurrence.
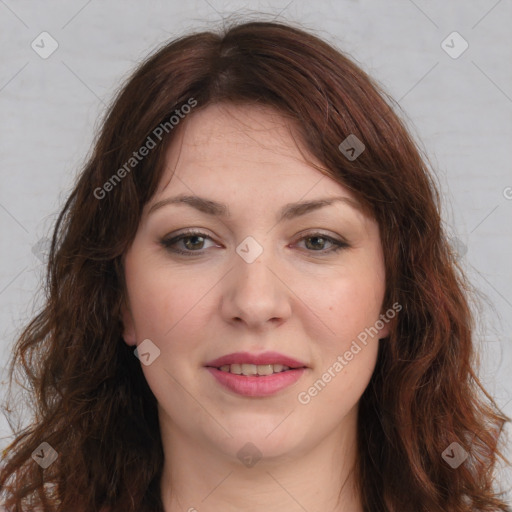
[230,364,242,375]
[218,363,291,376]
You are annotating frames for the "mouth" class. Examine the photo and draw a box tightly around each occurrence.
[214,363,298,376]
[204,351,309,397]
[204,351,308,371]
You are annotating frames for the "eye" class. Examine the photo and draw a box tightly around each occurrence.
[160,230,216,255]
[295,233,348,253]
[160,230,349,256]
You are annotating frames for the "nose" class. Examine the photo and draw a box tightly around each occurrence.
[220,245,292,331]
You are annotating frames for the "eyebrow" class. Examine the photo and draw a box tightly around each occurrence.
[147,194,362,222]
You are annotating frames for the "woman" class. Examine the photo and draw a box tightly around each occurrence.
[1,19,509,512]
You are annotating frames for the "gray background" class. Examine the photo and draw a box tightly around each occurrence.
[1,0,511,498]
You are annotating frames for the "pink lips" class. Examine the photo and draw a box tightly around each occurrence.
[204,351,307,369]
[204,351,308,397]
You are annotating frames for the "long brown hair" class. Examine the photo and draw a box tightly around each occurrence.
[1,18,509,512]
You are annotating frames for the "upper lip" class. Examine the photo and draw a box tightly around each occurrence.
[204,351,308,369]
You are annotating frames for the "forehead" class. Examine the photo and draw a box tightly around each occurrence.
[156,103,354,203]
[179,103,296,148]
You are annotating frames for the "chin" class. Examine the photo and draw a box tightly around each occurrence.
[218,432,304,465]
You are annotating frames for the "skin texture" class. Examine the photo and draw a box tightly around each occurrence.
[121,103,389,512]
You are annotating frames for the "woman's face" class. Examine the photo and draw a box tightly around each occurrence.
[121,103,389,463]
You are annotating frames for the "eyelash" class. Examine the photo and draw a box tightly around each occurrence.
[160,229,349,257]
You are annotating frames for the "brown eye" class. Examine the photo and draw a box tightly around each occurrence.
[297,233,349,254]
[160,231,216,256]
[181,235,206,251]
[160,231,349,256]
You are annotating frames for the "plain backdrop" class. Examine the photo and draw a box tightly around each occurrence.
[0,0,511,499]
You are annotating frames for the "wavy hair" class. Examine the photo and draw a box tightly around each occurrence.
[1,18,510,512]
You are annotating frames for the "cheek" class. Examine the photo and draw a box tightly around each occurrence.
[300,276,382,411]
[124,253,214,349]
[302,258,384,396]
[308,267,385,345]
[124,258,209,391]
[314,345,378,413]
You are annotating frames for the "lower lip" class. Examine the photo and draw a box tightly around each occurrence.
[206,367,307,397]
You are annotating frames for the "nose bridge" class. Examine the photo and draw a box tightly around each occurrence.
[222,234,291,326]
[234,234,277,299]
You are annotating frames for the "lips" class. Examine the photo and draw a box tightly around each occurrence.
[204,351,309,397]
[204,351,308,369]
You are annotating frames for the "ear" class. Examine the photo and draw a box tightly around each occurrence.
[378,320,390,340]
[120,300,137,347]
[377,312,391,340]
